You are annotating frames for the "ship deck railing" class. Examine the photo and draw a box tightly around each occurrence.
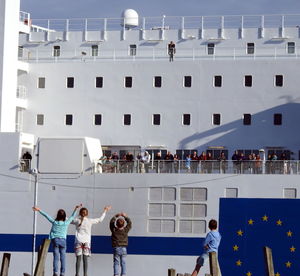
[93,159,300,175]
[24,14,300,32]
[18,46,300,62]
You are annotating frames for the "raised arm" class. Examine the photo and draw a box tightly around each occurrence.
[66,204,82,224]
[91,205,112,224]
[33,207,55,223]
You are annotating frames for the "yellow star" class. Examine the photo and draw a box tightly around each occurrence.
[248,219,254,225]
[290,246,296,253]
[233,245,239,251]
[275,273,280,276]
[276,219,283,226]
[262,215,268,221]
[236,259,242,266]
[285,261,292,268]
[237,229,243,236]
[246,271,252,276]
[287,230,293,237]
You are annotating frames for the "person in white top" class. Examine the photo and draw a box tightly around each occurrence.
[72,205,111,276]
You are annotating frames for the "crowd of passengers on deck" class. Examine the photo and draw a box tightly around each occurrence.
[98,150,293,174]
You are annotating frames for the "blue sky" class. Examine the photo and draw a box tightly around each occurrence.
[21,0,300,19]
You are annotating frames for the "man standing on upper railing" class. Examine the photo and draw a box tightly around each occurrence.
[168,41,176,61]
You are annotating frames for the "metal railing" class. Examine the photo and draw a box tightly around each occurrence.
[18,46,299,63]
[93,160,300,175]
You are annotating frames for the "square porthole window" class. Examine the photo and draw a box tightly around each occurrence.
[207,43,215,55]
[183,114,191,125]
[284,188,296,198]
[244,75,252,87]
[36,114,44,125]
[274,113,282,125]
[214,76,222,87]
[124,114,131,125]
[287,42,295,54]
[65,114,73,125]
[95,77,103,88]
[184,76,192,87]
[153,114,161,125]
[94,114,102,125]
[67,77,74,88]
[213,114,221,125]
[275,75,283,87]
[124,76,132,88]
[243,114,251,125]
[53,45,60,57]
[247,43,255,54]
[38,77,46,88]
[154,76,162,88]
[225,188,238,198]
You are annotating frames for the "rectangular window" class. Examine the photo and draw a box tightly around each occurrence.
[184,76,192,87]
[67,77,74,88]
[125,76,132,88]
[247,43,255,54]
[129,44,137,56]
[18,46,23,58]
[53,46,60,57]
[38,77,46,88]
[287,42,295,54]
[95,77,103,88]
[183,114,191,125]
[244,75,252,87]
[275,75,283,87]
[274,113,282,125]
[213,114,221,125]
[91,45,98,56]
[65,114,73,125]
[153,114,161,125]
[207,43,215,55]
[214,76,222,87]
[124,114,131,125]
[36,114,44,125]
[94,114,102,125]
[243,114,251,125]
[154,76,162,88]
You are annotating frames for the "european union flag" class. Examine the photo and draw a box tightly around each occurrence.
[218,198,300,276]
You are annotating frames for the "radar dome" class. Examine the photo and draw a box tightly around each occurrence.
[121,9,139,28]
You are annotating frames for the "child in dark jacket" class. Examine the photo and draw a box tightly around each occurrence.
[110,213,132,276]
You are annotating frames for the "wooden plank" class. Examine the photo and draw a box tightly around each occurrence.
[168,268,176,276]
[0,253,11,276]
[209,252,218,276]
[176,274,183,276]
[184,274,191,276]
[205,274,212,276]
[263,246,275,276]
[34,239,51,276]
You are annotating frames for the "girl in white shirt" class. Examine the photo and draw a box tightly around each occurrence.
[72,205,111,276]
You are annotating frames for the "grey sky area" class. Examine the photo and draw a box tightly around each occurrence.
[21,0,300,19]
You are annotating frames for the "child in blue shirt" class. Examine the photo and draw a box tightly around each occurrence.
[33,205,81,276]
[191,219,221,276]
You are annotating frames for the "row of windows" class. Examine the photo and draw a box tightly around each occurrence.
[37,75,284,89]
[37,42,296,58]
[36,113,284,126]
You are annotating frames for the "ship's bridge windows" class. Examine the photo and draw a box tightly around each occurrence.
[36,114,44,125]
[287,42,295,54]
[91,45,98,56]
[94,114,102,125]
[65,114,73,125]
[275,75,283,87]
[179,220,206,234]
[124,76,133,88]
[212,113,221,125]
[123,114,131,125]
[247,43,255,54]
[183,114,191,125]
[153,114,161,125]
[153,76,162,88]
[184,76,192,87]
[284,188,297,199]
[180,188,207,201]
[274,113,282,125]
[214,75,222,87]
[67,77,74,88]
[129,44,137,56]
[244,75,252,87]
[207,43,215,55]
[38,77,46,89]
[95,77,103,88]
[53,45,60,57]
[243,113,252,125]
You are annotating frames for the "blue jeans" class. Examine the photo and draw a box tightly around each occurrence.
[52,238,66,276]
[113,247,127,276]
